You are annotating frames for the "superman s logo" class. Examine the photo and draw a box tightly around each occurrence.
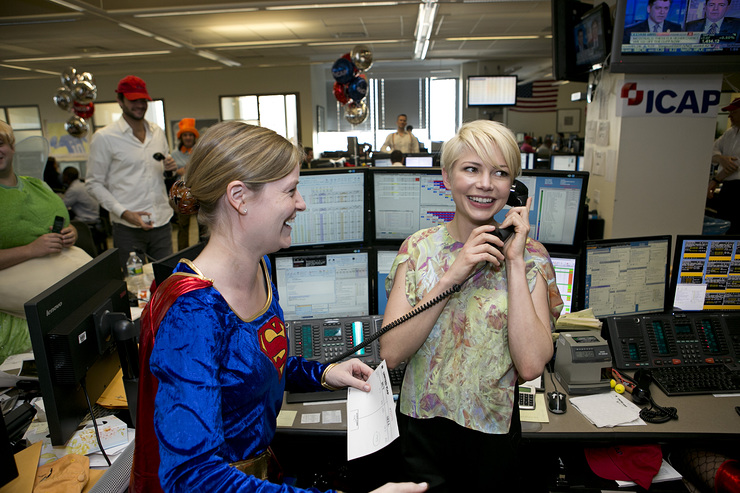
[259,316,288,379]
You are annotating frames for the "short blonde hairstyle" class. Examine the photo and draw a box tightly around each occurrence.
[185,121,303,235]
[0,120,15,149]
[440,120,521,180]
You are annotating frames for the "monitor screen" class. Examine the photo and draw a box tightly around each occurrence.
[404,154,434,168]
[467,75,518,106]
[371,168,455,242]
[272,248,371,320]
[551,155,578,171]
[584,235,672,318]
[610,0,740,74]
[24,249,129,445]
[375,247,400,315]
[292,168,367,248]
[550,252,582,315]
[520,152,535,170]
[374,157,393,167]
[668,235,740,311]
[493,170,589,253]
[553,0,612,82]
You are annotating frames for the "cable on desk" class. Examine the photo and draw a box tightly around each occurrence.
[81,378,112,467]
[639,396,678,424]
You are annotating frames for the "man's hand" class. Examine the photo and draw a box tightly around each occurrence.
[163,155,177,173]
[122,210,154,230]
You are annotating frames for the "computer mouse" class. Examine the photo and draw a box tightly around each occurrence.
[547,391,567,414]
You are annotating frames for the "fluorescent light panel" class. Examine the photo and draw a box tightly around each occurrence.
[47,0,85,12]
[118,23,154,37]
[267,2,398,10]
[135,7,258,17]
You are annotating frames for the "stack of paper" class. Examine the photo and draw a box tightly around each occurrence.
[556,308,603,332]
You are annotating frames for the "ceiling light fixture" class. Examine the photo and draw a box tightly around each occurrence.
[0,63,32,72]
[134,7,259,17]
[197,50,242,67]
[307,39,400,46]
[414,0,438,60]
[88,51,171,58]
[154,36,183,48]
[446,35,541,41]
[118,23,154,37]
[266,2,398,10]
[47,0,85,12]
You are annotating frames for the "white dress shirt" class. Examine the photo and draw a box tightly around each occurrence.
[63,178,99,223]
[85,117,173,228]
[713,126,740,181]
[381,132,420,154]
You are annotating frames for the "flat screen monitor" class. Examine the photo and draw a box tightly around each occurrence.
[584,235,672,318]
[374,157,393,167]
[520,152,535,170]
[271,248,371,320]
[404,154,434,167]
[553,0,612,82]
[371,168,455,243]
[668,235,740,311]
[374,247,400,315]
[493,170,590,254]
[292,168,367,248]
[550,252,582,315]
[24,249,129,445]
[610,0,740,74]
[551,155,578,171]
[466,75,517,106]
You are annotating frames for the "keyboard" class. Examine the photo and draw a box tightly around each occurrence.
[651,365,740,396]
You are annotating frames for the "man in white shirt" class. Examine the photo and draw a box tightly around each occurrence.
[381,114,420,154]
[708,97,740,234]
[85,75,177,268]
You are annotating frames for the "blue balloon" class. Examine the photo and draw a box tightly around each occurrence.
[347,76,368,102]
[331,57,355,85]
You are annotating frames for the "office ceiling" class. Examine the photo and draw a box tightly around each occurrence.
[0,0,556,84]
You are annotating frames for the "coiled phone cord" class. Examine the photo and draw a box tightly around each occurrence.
[326,265,486,365]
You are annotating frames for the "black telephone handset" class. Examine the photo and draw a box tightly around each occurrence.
[490,180,529,249]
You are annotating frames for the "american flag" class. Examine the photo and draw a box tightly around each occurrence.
[509,80,558,113]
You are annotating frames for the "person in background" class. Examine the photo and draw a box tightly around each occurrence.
[0,121,79,363]
[85,75,176,268]
[623,0,683,43]
[380,120,563,492]
[685,0,740,39]
[62,166,107,254]
[381,114,420,154]
[43,156,65,194]
[172,118,200,251]
[708,97,740,234]
[301,146,314,169]
[391,150,405,166]
[520,135,535,153]
[132,121,428,493]
[536,138,554,160]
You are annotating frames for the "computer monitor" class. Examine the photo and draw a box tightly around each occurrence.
[583,235,672,318]
[668,235,740,312]
[24,249,130,445]
[520,152,535,170]
[404,154,434,168]
[152,241,206,285]
[551,155,577,171]
[371,168,455,243]
[374,247,400,315]
[494,170,589,254]
[550,252,582,315]
[292,168,367,248]
[271,247,371,320]
[374,157,393,167]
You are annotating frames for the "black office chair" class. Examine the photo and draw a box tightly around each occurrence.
[72,220,99,258]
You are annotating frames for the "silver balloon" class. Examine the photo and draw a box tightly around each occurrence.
[53,86,74,112]
[72,79,97,104]
[344,100,368,125]
[350,44,373,72]
[78,71,95,85]
[65,115,89,138]
[60,66,78,89]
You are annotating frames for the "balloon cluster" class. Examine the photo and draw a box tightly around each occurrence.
[332,45,373,125]
[53,66,97,138]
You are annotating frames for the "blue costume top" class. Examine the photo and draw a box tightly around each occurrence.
[150,258,334,492]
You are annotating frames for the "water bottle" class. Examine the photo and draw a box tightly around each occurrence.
[125,251,144,294]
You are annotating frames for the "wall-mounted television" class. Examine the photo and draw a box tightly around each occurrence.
[610,0,740,74]
[466,75,517,106]
[553,0,613,82]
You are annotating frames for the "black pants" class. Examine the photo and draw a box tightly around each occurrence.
[396,395,522,492]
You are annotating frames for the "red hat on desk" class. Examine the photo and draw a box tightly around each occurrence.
[722,97,740,112]
[585,444,662,490]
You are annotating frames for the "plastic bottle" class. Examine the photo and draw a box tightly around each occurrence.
[125,251,144,294]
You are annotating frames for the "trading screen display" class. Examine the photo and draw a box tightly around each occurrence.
[373,171,455,241]
[550,254,579,314]
[375,248,399,315]
[584,236,671,318]
[273,250,370,320]
[291,171,365,247]
[670,236,740,311]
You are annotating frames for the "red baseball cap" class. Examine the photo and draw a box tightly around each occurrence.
[585,444,662,490]
[722,97,740,112]
[115,75,152,101]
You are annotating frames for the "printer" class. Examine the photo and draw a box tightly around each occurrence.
[554,330,612,394]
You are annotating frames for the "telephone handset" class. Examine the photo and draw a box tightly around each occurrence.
[326,179,530,365]
[491,179,529,248]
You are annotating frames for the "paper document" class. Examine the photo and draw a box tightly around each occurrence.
[346,360,399,461]
[569,392,646,428]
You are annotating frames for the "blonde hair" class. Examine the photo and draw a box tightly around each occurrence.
[0,120,15,149]
[185,121,303,235]
[440,120,521,179]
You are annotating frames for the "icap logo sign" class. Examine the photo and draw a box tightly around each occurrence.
[617,79,721,118]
